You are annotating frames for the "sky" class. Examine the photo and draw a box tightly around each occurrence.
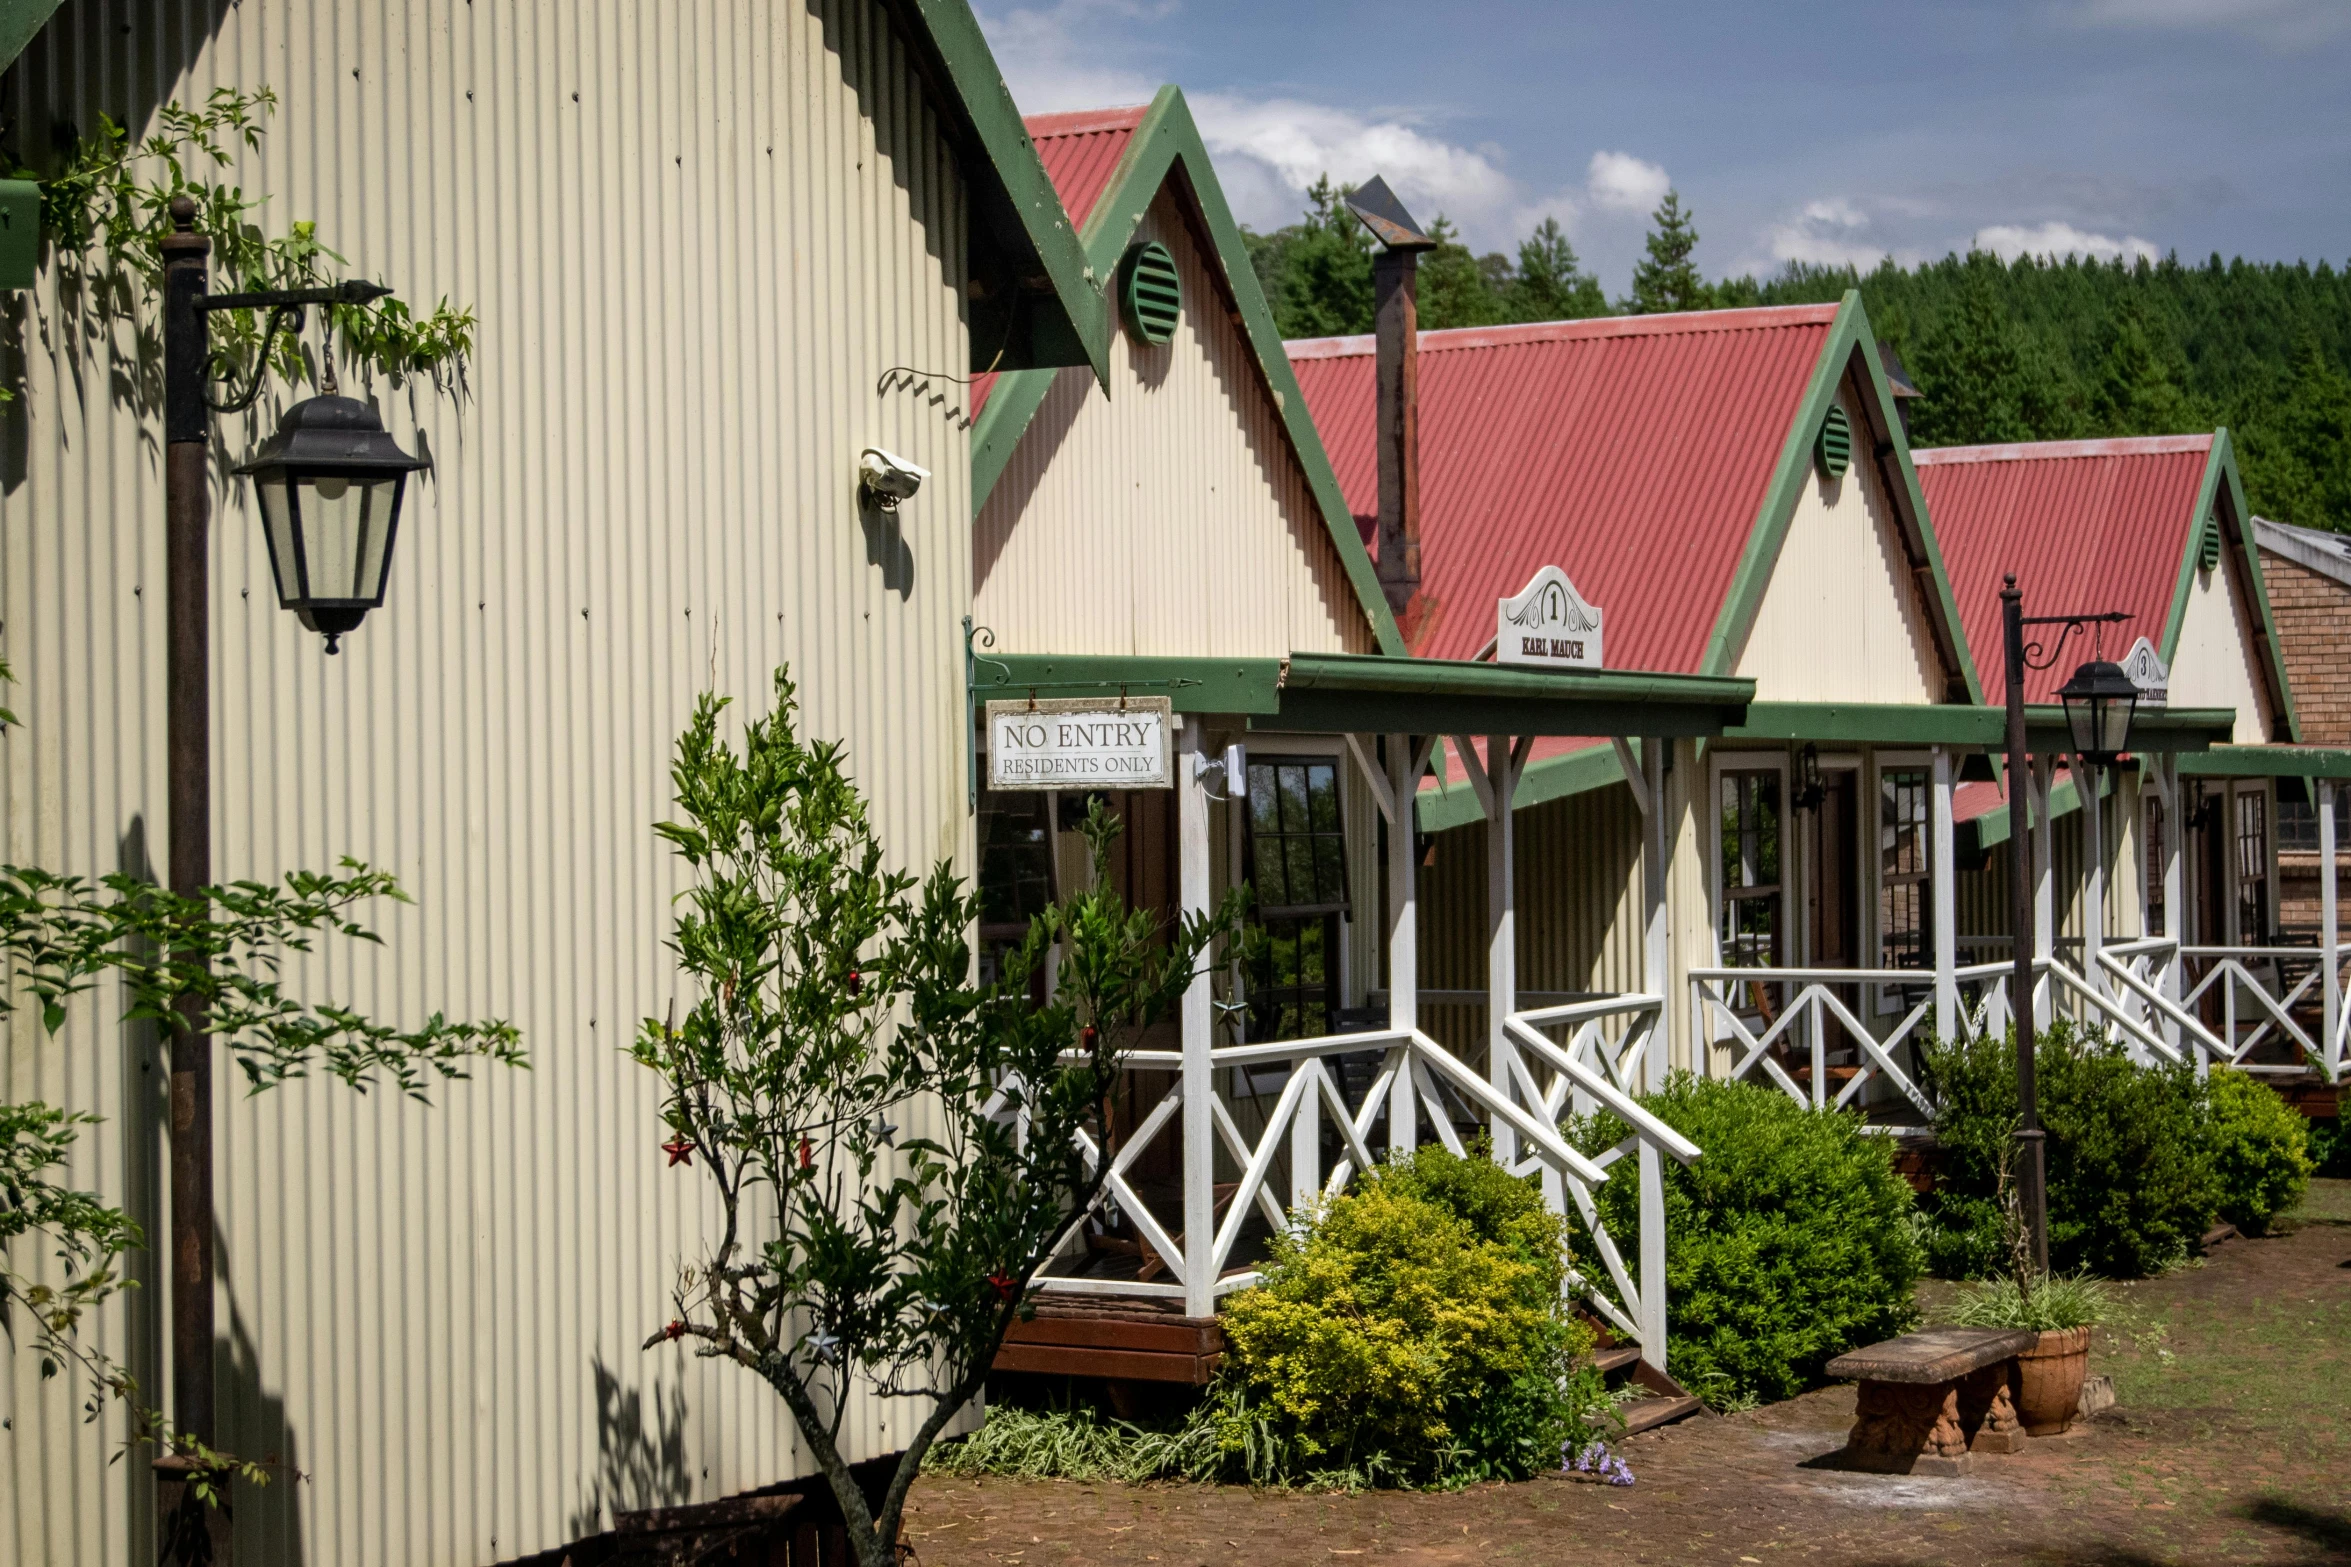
[974,0,2351,296]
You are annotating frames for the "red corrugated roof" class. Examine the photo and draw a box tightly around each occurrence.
[1024,105,1147,232]
[1914,436,2211,705]
[1286,306,1841,669]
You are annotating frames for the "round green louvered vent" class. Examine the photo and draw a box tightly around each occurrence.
[1119,240,1182,345]
[2198,514,2222,572]
[1815,403,1853,479]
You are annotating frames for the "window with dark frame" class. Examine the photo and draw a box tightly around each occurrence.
[1879,767,1932,972]
[1717,769,1783,969]
[976,789,1056,989]
[2144,792,2168,934]
[2236,788,2269,944]
[1243,757,1351,1041]
[2277,797,2319,853]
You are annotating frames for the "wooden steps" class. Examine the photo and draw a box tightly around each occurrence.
[1618,1394,1705,1436]
[994,1297,1223,1384]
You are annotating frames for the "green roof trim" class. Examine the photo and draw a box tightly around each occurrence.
[1724,701,2004,746]
[2020,704,2233,755]
[1419,738,1638,833]
[2180,744,2351,781]
[2157,431,2299,744]
[883,0,1110,387]
[0,0,62,73]
[967,84,1406,656]
[973,651,1751,740]
[1699,291,1985,707]
[1966,769,2098,854]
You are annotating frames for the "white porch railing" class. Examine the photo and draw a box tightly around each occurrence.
[1023,1006,1701,1359]
[1688,966,1963,1120]
[2086,936,2347,1081]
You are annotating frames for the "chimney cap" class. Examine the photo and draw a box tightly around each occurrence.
[1346,176,1438,252]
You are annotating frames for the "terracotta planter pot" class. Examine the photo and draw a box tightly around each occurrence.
[2013,1326,2092,1435]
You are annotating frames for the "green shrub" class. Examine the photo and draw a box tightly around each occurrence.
[2309,1114,2351,1178]
[1920,1024,2221,1278]
[1210,1143,1605,1487]
[1572,1075,1924,1408]
[2206,1068,2314,1234]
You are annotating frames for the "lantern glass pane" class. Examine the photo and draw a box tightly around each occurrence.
[299,473,399,604]
[2065,694,2097,755]
[2100,693,2136,756]
[256,477,301,605]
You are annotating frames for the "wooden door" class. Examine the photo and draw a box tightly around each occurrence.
[1806,771,1859,968]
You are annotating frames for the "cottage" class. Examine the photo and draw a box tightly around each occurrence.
[0,4,1107,1561]
[2253,515,2351,945]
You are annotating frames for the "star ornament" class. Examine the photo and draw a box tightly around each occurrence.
[661,1134,694,1167]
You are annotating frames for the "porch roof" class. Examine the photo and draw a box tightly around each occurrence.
[971,651,1753,737]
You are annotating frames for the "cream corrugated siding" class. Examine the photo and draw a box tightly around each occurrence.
[2170,546,2277,743]
[4,4,973,1563]
[974,188,1373,660]
[1731,388,1940,704]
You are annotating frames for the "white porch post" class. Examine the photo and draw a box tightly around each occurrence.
[1932,747,1958,1041]
[2157,755,2185,1053]
[2323,780,2341,1080]
[1487,735,1519,1164]
[1387,735,1420,1157]
[2080,756,2107,999]
[1639,737,1670,1366]
[1178,723,1216,1317]
[2032,757,2056,1028]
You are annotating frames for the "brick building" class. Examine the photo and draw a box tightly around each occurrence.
[2254,516,2351,939]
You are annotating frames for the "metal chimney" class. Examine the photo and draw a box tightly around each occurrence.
[1347,177,1437,622]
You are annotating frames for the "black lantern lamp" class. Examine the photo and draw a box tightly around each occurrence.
[1793,742,1826,812]
[235,394,429,653]
[2057,657,2140,768]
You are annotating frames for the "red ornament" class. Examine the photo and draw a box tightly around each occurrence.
[847,969,863,997]
[798,1135,814,1171]
[661,1135,694,1167]
[663,1319,687,1342]
[1081,1025,1098,1051]
[987,1272,1018,1303]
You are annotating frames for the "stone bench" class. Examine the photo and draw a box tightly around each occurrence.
[1825,1327,2037,1476]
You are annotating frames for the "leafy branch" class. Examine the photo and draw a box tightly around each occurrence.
[15,86,475,402]
[634,669,1241,1567]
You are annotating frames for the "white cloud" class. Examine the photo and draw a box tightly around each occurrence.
[1974,220,2161,263]
[977,0,1168,114]
[1584,150,1671,214]
[1189,94,1518,234]
[2068,0,2351,44]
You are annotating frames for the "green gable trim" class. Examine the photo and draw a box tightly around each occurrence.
[968,84,1406,656]
[1725,701,2004,746]
[1966,770,2097,854]
[1418,739,1637,833]
[970,366,1059,518]
[2157,433,2299,744]
[1698,292,1985,707]
[2181,744,2351,781]
[0,0,62,72]
[886,0,1110,387]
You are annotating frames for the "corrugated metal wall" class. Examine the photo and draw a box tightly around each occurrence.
[973,187,1375,661]
[2171,543,2277,741]
[2,3,974,1563]
[1730,385,1942,704]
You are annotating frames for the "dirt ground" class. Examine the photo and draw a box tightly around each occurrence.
[905,1179,2351,1567]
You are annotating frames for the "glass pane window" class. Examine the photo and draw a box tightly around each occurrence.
[2276,798,2319,853]
[2143,793,2168,934]
[977,790,1056,936]
[1880,768,1931,971]
[1718,770,1783,968]
[2236,789,2269,943]
[1244,758,1350,1040]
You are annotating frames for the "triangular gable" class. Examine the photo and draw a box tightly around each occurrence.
[971,85,1404,655]
[1705,294,1982,704]
[2165,432,2296,741]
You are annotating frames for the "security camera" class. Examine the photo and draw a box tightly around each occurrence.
[1194,742,1249,802]
[858,446,929,511]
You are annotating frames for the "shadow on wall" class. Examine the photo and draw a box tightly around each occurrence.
[567,1356,693,1537]
[115,816,167,1567]
[217,1296,305,1566]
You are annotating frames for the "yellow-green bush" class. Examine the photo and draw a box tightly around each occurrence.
[1212,1144,1603,1486]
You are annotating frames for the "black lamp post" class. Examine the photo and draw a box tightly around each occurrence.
[156,193,425,1553]
[2001,575,2134,1274]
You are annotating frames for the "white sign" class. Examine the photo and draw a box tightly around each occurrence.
[1497,565,1605,669]
[987,697,1172,790]
[2121,636,2169,704]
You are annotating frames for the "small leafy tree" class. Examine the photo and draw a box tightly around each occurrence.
[635,670,1239,1566]
[1628,190,1710,315]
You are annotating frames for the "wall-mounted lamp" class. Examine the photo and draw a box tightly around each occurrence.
[1194,742,1248,803]
[858,446,928,511]
[1792,743,1826,813]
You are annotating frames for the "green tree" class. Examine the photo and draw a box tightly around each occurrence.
[635,670,1241,1567]
[1629,190,1711,315]
[1505,217,1607,322]
[1416,215,1510,331]
[2087,298,2204,436]
[2239,335,2351,532]
[1248,176,1377,338]
[1907,256,2075,447]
